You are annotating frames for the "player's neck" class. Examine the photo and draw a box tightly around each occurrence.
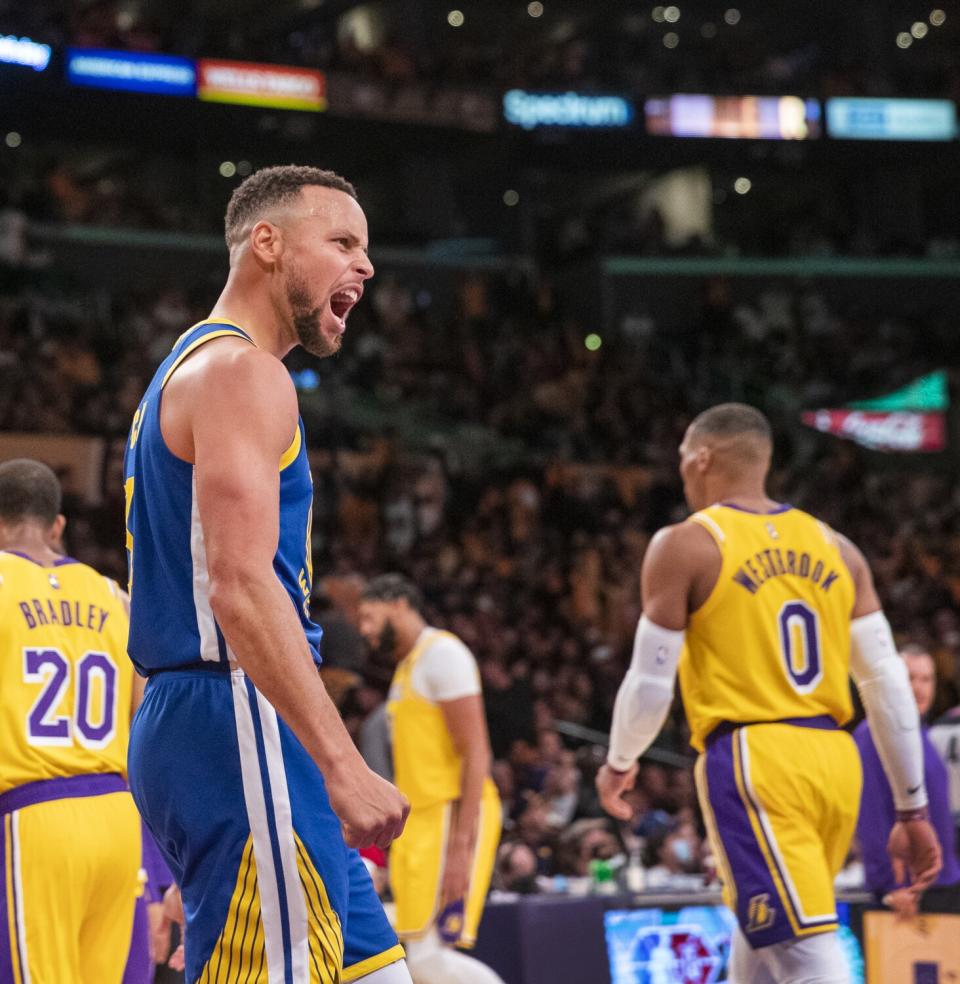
[208,275,295,360]
[713,490,780,512]
[396,616,428,659]
[0,530,60,566]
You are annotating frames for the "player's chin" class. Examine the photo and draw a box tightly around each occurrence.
[300,316,344,358]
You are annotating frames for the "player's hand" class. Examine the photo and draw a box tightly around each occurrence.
[596,762,639,821]
[888,818,942,895]
[147,901,171,965]
[161,883,186,971]
[328,762,410,851]
[882,887,919,922]
[440,834,473,910]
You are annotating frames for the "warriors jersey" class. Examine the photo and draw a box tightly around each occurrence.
[680,503,856,752]
[0,550,132,795]
[123,319,321,673]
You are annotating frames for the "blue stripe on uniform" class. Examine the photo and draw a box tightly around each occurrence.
[245,678,295,984]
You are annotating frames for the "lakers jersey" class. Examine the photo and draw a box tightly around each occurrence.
[0,550,132,794]
[680,503,856,751]
[123,320,321,673]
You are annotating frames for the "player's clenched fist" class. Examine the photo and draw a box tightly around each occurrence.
[328,762,410,850]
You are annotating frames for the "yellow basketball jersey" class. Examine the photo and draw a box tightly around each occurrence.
[0,551,133,794]
[387,629,495,811]
[680,504,855,752]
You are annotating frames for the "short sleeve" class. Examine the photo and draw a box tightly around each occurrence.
[413,634,481,703]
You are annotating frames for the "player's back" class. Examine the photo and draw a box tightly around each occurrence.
[680,503,855,751]
[0,550,132,795]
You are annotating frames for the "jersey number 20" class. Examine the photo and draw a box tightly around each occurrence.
[777,601,823,694]
[24,648,118,750]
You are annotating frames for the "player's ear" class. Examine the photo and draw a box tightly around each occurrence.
[49,514,67,550]
[249,220,283,267]
[696,444,712,474]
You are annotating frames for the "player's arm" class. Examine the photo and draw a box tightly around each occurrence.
[438,693,491,908]
[838,533,942,893]
[597,521,711,820]
[190,345,408,849]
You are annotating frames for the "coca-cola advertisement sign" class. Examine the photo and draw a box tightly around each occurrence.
[801,410,946,452]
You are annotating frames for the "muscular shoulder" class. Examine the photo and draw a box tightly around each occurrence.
[645,519,720,571]
[189,341,297,416]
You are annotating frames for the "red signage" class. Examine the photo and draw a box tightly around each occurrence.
[198,59,325,111]
[801,409,946,452]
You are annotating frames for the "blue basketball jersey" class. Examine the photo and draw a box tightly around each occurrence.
[123,319,321,673]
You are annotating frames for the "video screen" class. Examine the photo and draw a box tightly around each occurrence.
[644,95,821,140]
[604,903,863,984]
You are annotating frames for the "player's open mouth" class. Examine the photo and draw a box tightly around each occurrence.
[329,286,362,330]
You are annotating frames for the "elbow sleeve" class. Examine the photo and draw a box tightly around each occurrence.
[850,611,926,811]
[607,617,684,771]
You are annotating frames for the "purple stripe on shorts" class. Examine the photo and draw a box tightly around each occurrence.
[0,773,127,817]
[0,818,12,984]
[704,731,797,947]
[705,715,838,747]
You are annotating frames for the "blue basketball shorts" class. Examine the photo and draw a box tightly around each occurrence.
[128,667,403,983]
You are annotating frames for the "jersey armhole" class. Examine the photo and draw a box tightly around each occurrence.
[686,513,728,622]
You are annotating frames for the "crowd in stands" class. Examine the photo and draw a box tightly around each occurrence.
[10,0,960,98]
[1,261,958,889]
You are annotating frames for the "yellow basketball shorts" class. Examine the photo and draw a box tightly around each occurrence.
[391,785,502,947]
[1,773,141,984]
[695,718,861,948]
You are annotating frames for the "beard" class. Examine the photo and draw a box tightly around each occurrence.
[285,264,341,358]
[378,619,398,659]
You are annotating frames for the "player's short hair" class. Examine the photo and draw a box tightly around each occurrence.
[360,573,423,613]
[224,165,357,249]
[688,403,773,445]
[0,459,62,525]
[900,643,934,663]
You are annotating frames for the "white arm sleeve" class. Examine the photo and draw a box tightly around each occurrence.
[607,616,684,771]
[850,610,927,811]
[413,635,481,703]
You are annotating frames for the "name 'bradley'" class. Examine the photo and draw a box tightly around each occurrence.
[732,550,840,595]
[18,597,111,632]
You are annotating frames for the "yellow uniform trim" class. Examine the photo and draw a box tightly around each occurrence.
[342,943,407,982]
[160,323,254,390]
[279,423,302,472]
[295,833,343,983]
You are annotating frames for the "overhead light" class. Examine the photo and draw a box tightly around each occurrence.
[5,131,21,148]
[651,6,665,23]
[447,9,464,27]
[237,160,252,176]
[734,177,751,194]
[724,8,741,25]
[527,1,544,17]
[219,161,236,177]
[911,21,929,38]
[503,189,520,206]
[895,31,913,48]
[663,32,679,48]
[930,9,946,26]
[663,6,680,23]
[584,333,602,351]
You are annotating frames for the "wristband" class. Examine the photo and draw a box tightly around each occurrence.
[895,806,930,822]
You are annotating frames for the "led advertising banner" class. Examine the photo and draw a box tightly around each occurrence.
[0,35,52,71]
[645,95,821,139]
[198,59,326,111]
[66,48,196,96]
[826,98,958,140]
[503,89,634,129]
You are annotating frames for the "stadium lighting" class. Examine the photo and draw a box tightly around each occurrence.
[237,160,252,176]
[219,161,237,177]
[663,32,679,48]
[5,131,21,148]
[724,8,741,25]
[734,177,752,194]
[896,31,913,48]
[447,9,465,27]
[527,2,544,17]
[503,189,520,206]
[663,6,680,23]
[911,21,928,38]
[651,7,666,23]
[584,334,602,351]
[930,9,946,26]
